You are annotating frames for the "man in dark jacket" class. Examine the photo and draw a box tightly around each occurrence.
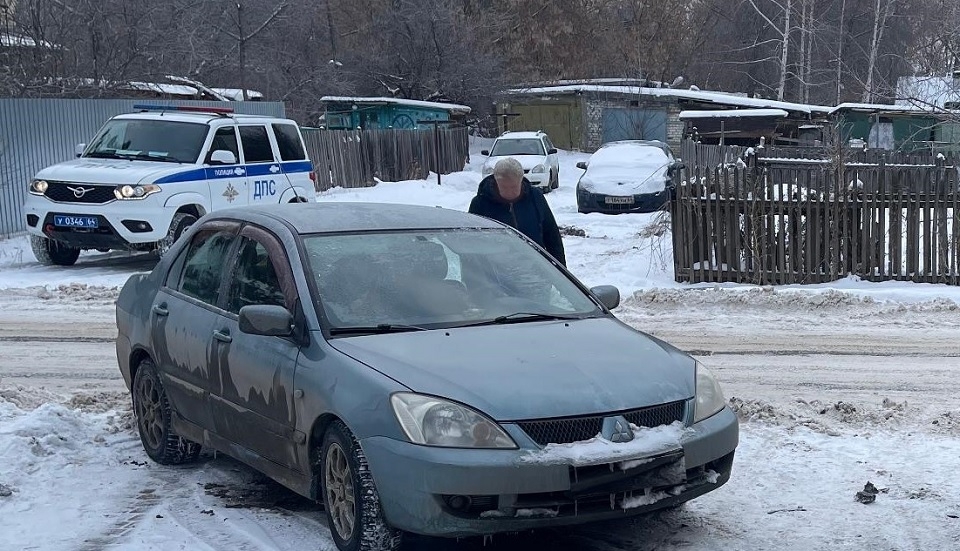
[468,157,566,266]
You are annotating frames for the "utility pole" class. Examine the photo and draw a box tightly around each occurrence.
[417,120,457,186]
[237,2,248,101]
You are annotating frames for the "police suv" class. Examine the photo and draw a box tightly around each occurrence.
[23,105,315,266]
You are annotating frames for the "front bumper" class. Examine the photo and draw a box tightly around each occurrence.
[361,406,738,537]
[524,171,550,189]
[23,198,173,250]
[577,188,670,214]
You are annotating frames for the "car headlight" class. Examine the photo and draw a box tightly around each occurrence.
[694,362,726,423]
[531,164,546,173]
[482,165,494,175]
[390,393,517,449]
[29,179,49,195]
[114,184,161,200]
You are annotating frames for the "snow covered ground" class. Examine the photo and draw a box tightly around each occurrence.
[2,140,960,550]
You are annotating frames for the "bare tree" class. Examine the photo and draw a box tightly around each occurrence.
[861,0,897,102]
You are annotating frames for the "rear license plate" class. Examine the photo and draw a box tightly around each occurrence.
[604,196,634,205]
[53,215,98,228]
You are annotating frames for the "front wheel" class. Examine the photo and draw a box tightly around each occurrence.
[319,421,402,551]
[132,359,202,465]
[156,212,197,257]
[550,170,559,189]
[30,235,81,266]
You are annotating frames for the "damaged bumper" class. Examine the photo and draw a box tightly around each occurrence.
[360,406,738,537]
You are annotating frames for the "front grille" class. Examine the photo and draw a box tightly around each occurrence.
[517,401,686,446]
[44,182,116,204]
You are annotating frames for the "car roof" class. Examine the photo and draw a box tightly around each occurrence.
[598,140,674,155]
[112,112,294,125]
[214,202,504,234]
[497,131,546,140]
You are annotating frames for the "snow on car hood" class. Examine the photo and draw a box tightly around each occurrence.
[578,145,671,195]
[330,316,695,421]
[34,157,189,185]
[483,155,547,172]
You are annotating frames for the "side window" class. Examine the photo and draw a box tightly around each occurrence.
[206,126,239,164]
[543,137,554,151]
[238,125,275,163]
[272,124,306,161]
[179,230,237,306]
[226,237,287,314]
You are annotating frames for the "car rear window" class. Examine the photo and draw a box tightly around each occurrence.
[272,124,306,161]
[239,125,275,163]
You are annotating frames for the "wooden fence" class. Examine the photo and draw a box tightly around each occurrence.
[302,126,470,191]
[680,139,960,167]
[671,155,960,285]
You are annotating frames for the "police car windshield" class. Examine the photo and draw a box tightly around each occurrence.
[84,120,209,163]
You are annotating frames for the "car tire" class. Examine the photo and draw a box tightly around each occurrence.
[319,420,402,551]
[156,212,197,257]
[30,235,81,266]
[132,358,202,465]
[550,170,559,189]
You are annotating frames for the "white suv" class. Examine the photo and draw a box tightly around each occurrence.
[22,105,315,266]
[480,131,560,192]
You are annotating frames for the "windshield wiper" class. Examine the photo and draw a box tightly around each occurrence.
[454,312,586,328]
[329,324,428,336]
[85,151,122,159]
[116,152,182,163]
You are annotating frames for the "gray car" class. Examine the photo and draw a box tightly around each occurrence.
[115,202,738,551]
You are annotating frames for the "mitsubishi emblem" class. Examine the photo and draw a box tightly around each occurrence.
[602,415,635,443]
[67,185,94,199]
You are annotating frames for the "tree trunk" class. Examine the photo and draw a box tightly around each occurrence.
[777,0,792,101]
[863,0,894,103]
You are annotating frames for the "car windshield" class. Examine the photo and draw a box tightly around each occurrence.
[303,228,602,332]
[84,119,208,163]
[490,138,545,156]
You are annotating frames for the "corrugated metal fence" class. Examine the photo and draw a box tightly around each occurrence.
[0,99,284,236]
[302,127,470,191]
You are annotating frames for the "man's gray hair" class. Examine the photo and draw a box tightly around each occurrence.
[493,157,524,179]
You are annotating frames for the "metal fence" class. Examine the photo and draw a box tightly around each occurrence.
[302,126,470,191]
[671,155,960,285]
[0,98,284,236]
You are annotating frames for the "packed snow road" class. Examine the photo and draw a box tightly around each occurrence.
[2,285,959,550]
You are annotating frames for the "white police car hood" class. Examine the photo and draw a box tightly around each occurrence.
[35,157,193,185]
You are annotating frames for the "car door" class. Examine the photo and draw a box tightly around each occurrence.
[543,135,560,174]
[204,125,247,209]
[238,124,282,204]
[151,221,240,431]
[210,224,302,470]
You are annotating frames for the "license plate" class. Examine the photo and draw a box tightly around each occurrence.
[604,196,634,205]
[53,215,98,228]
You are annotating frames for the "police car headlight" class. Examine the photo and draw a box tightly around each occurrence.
[29,180,49,195]
[115,184,160,200]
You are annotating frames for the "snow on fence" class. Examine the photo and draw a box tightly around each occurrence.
[671,155,960,286]
[301,126,469,191]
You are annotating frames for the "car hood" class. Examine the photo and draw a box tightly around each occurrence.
[330,317,695,421]
[578,165,669,195]
[483,155,547,172]
[35,157,189,185]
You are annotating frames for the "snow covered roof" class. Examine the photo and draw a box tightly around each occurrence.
[830,102,935,115]
[320,96,471,114]
[124,81,200,96]
[0,32,55,48]
[678,109,789,120]
[895,76,960,110]
[503,85,831,115]
[209,87,264,101]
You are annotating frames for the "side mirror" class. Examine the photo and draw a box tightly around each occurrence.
[547,148,558,155]
[239,305,293,337]
[480,149,490,156]
[210,150,238,165]
[576,161,588,170]
[75,143,86,157]
[590,285,620,310]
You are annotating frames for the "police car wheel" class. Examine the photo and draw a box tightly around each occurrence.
[157,213,197,257]
[30,235,81,266]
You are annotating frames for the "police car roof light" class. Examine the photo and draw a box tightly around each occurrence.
[132,104,235,115]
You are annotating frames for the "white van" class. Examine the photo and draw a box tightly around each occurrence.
[22,105,315,266]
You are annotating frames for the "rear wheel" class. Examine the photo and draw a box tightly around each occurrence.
[319,421,401,551]
[132,358,201,465]
[156,212,197,257]
[30,235,80,266]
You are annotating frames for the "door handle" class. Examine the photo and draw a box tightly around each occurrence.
[213,329,233,343]
[152,303,169,317]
